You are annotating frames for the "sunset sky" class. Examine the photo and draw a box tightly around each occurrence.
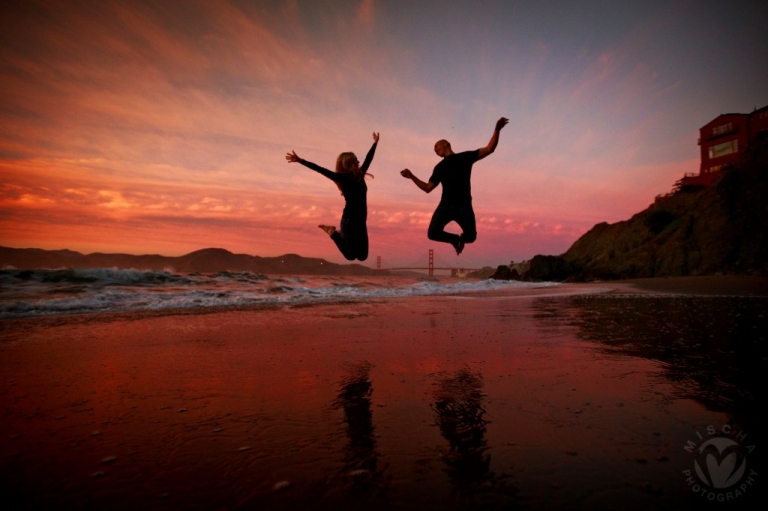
[1,0,767,269]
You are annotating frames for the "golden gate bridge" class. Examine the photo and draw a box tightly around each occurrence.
[374,249,481,277]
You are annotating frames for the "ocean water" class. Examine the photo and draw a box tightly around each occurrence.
[0,268,556,318]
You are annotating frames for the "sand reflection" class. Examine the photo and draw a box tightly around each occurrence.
[332,361,389,501]
[534,295,767,424]
[431,367,518,508]
[532,294,766,489]
[3,292,764,509]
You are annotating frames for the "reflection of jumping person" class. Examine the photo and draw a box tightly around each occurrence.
[400,118,508,255]
[333,361,386,497]
[286,132,379,261]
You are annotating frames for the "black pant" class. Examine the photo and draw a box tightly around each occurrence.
[331,217,369,261]
[427,203,477,248]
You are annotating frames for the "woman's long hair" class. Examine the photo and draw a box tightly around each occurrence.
[334,152,374,194]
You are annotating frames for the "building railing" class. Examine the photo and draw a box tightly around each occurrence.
[705,127,738,141]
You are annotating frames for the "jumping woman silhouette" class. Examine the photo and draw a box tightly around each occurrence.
[285,132,379,261]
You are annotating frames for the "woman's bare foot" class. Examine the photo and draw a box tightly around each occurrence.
[318,224,336,236]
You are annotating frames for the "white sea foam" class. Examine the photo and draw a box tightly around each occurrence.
[0,268,558,318]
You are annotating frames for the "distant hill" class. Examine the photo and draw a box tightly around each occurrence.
[0,246,380,276]
[495,133,768,281]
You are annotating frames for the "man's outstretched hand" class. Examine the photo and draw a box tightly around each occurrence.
[400,169,414,179]
[495,117,509,131]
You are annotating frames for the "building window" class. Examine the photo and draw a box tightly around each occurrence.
[706,164,725,174]
[708,140,738,159]
[712,122,733,136]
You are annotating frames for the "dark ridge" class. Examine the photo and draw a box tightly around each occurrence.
[0,246,380,276]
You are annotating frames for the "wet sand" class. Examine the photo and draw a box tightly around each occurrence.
[1,277,765,510]
[615,275,768,296]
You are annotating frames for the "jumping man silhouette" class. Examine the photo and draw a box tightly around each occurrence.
[400,117,508,254]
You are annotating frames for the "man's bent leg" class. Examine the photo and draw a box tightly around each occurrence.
[427,206,461,247]
[455,204,477,244]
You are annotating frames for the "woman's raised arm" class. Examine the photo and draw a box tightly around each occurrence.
[286,150,338,181]
[360,132,379,174]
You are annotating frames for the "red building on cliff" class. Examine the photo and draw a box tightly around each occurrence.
[680,104,768,188]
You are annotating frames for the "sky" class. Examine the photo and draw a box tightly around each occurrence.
[1,0,767,269]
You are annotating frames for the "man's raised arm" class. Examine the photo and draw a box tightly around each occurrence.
[477,117,509,160]
[400,169,436,193]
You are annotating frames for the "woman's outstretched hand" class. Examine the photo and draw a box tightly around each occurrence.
[372,132,380,143]
[285,150,300,163]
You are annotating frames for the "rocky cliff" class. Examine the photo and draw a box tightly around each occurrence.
[495,133,768,281]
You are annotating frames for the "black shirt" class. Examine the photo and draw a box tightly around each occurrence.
[299,142,377,220]
[428,150,480,207]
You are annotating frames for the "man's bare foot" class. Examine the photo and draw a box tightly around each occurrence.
[318,224,336,236]
[455,239,465,255]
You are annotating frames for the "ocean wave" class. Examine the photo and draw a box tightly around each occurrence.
[0,269,559,319]
[2,268,192,286]
[211,271,269,283]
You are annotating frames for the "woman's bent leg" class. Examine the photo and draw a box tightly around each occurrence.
[334,218,368,261]
[330,233,356,260]
[351,223,368,261]
[332,218,368,261]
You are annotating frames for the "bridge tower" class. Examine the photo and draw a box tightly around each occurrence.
[376,256,381,271]
[428,249,434,277]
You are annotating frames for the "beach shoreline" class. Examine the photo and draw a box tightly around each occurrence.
[447,274,768,300]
